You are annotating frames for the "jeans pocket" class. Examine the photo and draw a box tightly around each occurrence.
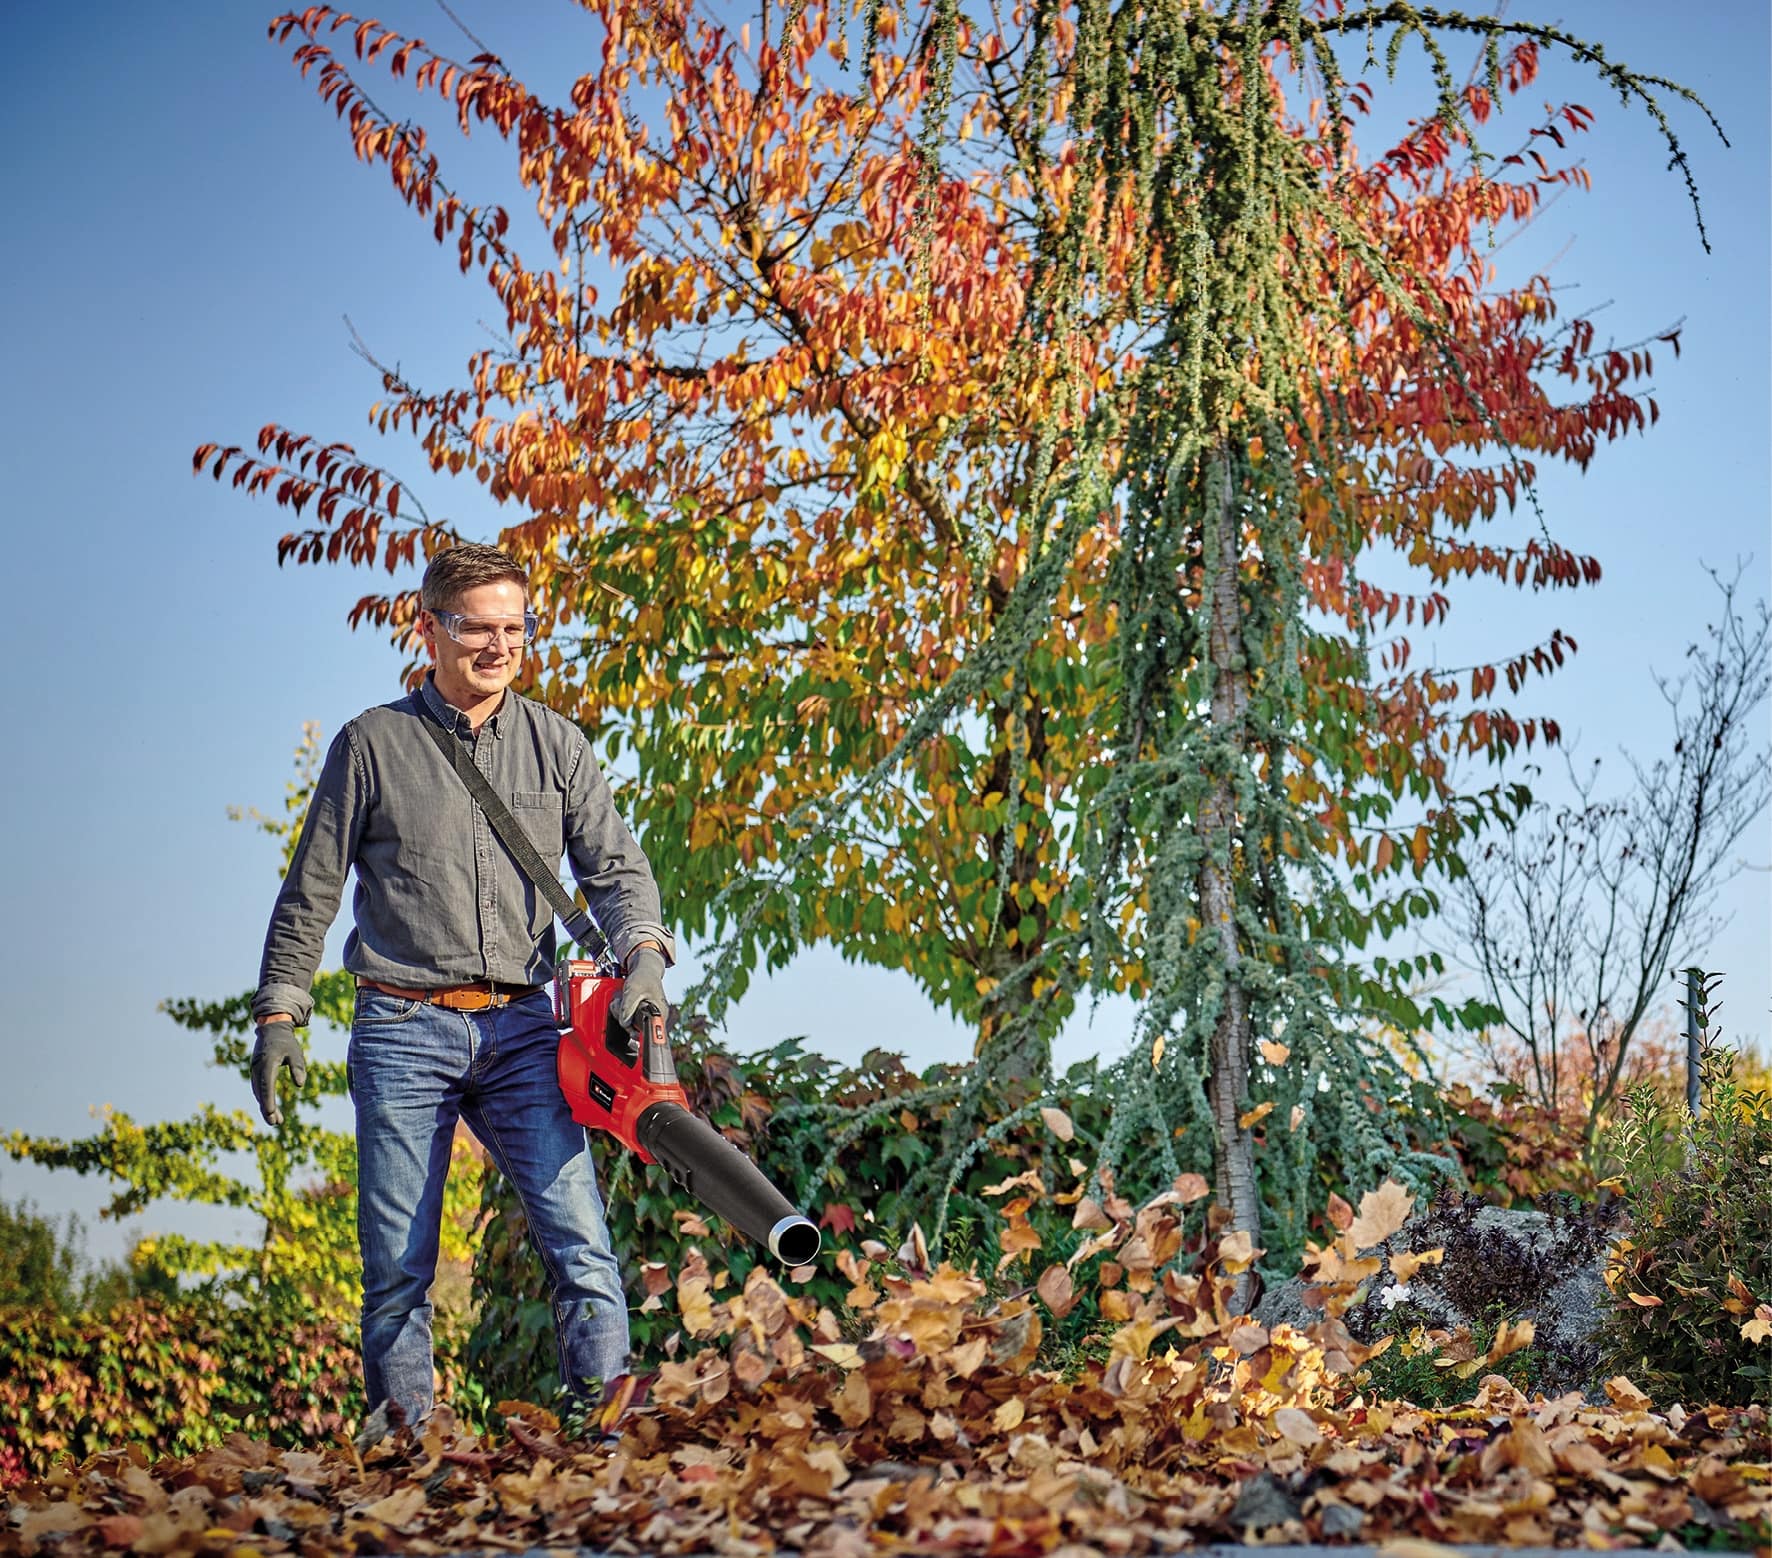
[354,988,424,1025]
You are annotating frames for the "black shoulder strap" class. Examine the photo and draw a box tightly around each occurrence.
[415,699,614,966]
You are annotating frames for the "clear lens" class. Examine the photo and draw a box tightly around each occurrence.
[434,609,538,648]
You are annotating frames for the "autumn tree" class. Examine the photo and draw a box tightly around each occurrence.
[198,0,1717,1268]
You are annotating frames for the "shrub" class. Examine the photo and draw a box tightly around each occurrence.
[1434,1081,1596,1203]
[1597,1004,1772,1407]
[0,1297,485,1488]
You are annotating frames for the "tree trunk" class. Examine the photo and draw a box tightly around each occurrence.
[1199,444,1261,1308]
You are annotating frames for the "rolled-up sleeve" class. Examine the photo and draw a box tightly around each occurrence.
[564,739,676,968]
[252,726,367,1026]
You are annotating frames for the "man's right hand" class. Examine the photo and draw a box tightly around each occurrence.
[251,1019,308,1127]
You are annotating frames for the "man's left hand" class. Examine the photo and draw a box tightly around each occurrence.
[611,947,668,1035]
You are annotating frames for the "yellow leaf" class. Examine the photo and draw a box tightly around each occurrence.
[1150,1034,1166,1068]
[1219,1229,1260,1273]
[1627,1291,1664,1307]
[1239,1100,1276,1130]
[1389,1247,1444,1284]
[811,1342,863,1370]
[1258,1039,1291,1065]
[993,1397,1026,1432]
[1741,1304,1772,1345]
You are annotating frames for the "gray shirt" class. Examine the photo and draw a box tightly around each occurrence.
[252,675,674,1027]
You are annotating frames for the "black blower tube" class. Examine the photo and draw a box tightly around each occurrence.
[635,1101,823,1267]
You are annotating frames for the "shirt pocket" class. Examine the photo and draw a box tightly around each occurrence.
[511,788,565,861]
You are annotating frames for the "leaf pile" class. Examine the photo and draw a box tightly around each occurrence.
[7,1181,1769,1555]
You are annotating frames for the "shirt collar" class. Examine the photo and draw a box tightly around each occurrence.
[420,673,509,738]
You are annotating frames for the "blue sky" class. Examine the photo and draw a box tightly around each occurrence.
[1,2,1765,1264]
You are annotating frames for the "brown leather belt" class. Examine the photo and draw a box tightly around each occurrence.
[359,979,539,1012]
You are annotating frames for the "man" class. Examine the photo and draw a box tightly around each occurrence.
[249,541,672,1427]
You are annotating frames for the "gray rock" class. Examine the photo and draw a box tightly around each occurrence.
[1316,1501,1366,1539]
[1255,1201,1613,1398]
[1230,1471,1301,1533]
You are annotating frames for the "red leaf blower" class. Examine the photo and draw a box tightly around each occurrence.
[554,960,822,1268]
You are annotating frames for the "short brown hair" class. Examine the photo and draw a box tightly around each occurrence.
[420,542,529,613]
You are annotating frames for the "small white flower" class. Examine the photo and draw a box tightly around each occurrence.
[1379,1282,1412,1311]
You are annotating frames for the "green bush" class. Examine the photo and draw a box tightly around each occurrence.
[0,1297,486,1488]
[1597,1013,1772,1407]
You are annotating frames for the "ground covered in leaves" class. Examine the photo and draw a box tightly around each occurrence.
[6,1182,1769,1556]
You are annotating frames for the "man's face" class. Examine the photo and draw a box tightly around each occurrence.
[419,579,531,705]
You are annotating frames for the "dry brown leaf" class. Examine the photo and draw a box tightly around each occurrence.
[1071,1196,1111,1231]
[1326,1191,1354,1231]
[1040,1106,1076,1142]
[1272,1406,1321,1447]
[358,1484,427,1529]
[1227,1322,1269,1355]
[1172,1172,1212,1204]
[1347,1180,1414,1250]
[1037,1263,1076,1319]
[1218,1229,1259,1272]
[1258,1038,1291,1065]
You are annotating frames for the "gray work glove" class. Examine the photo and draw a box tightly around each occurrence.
[610,947,668,1037]
[251,1020,308,1127]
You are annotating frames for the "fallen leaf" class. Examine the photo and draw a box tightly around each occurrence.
[1172,1172,1211,1204]
[1037,1264,1076,1319]
[1388,1247,1443,1284]
[1347,1180,1413,1250]
[359,1484,427,1528]
[1218,1229,1259,1272]
[1272,1405,1321,1447]
[1238,1100,1276,1130]
[1326,1192,1354,1232]
[994,1397,1026,1432]
[1258,1039,1291,1065]
[1040,1106,1075,1141]
[1071,1197,1111,1231]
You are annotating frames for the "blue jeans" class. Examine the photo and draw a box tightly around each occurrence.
[347,985,629,1421]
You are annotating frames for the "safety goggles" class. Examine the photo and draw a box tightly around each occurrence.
[429,608,540,648]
